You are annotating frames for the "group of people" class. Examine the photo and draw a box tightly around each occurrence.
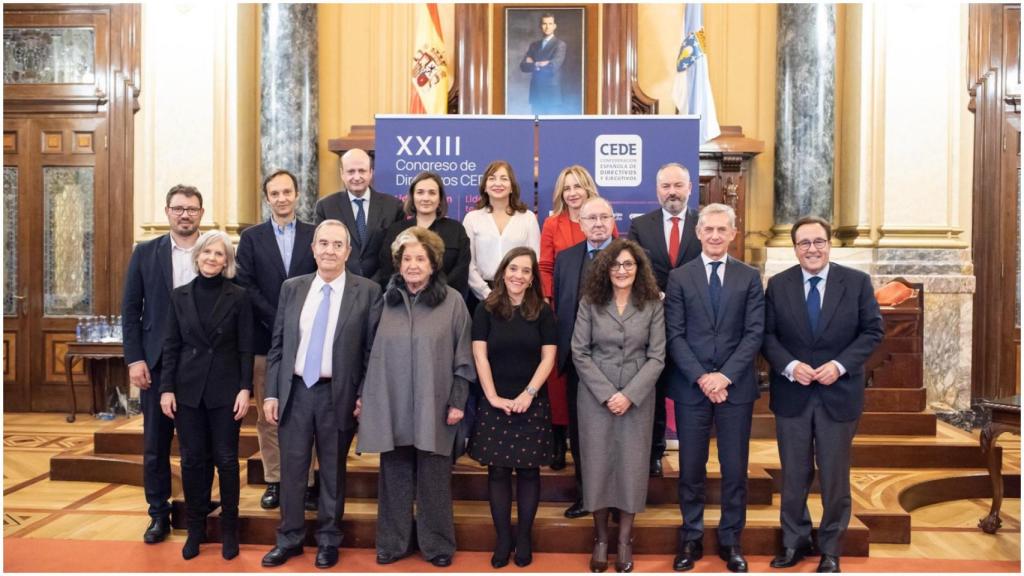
[122,149,884,573]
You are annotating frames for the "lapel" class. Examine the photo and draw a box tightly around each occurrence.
[257,221,288,280]
[157,235,173,293]
[605,298,637,327]
[557,214,577,249]
[333,192,361,253]
[206,281,238,334]
[332,276,357,345]
[686,260,716,326]
[784,266,815,344]
[679,209,700,266]
[290,221,315,277]
[645,212,671,267]
[364,188,382,231]
[288,274,316,347]
[815,264,846,339]
[177,283,210,346]
[715,257,742,326]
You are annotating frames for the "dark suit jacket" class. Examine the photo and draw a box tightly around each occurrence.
[234,219,318,354]
[265,273,383,432]
[374,217,471,296]
[158,278,254,409]
[121,234,174,369]
[762,263,884,422]
[552,240,592,374]
[519,35,566,111]
[314,188,404,281]
[664,256,765,405]
[627,207,700,292]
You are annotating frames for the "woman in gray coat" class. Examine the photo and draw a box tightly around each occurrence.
[571,238,665,573]
[357,227,476,568]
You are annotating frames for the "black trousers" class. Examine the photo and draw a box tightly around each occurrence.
[277,377,355,549]
[565,365,583,499]
[141,374,213,520]
[650,358,675,462]
[676,398,754,546]
[775,391,859,556]
[174,400,241,526]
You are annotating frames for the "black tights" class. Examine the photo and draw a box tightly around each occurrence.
[487,466,541,560]
[593,507,636,563]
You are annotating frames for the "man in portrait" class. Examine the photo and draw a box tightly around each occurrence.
[519,12,567,115]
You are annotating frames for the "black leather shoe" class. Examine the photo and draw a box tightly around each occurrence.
[143,517,171,544]
[262,545,303,567]
[770,544,815,568]
[615,538,634,573]
[260,483,280,509]
[429,554,453,567]
[649,458,664,478]
[514,551,533,567]
[315,545,339,569]
[590,539,609,573]
[816,555,840,573]
[551,448,567,471]
[491,552,510,569]
[718,545,748,573]
[304,486,318,511]
[376,550,411,565]
[673,539,703,572]
[564,499,587,519]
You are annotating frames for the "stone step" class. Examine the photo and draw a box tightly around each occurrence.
[749,411,936,438]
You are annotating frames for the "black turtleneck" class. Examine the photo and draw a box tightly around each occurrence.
[193,273,224,333]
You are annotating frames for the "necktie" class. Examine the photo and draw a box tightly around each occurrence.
[709,261,722,319]
[807,276,822,334]
[353,197,368,246]
[588,248,598,260]
[303,284,332,388]
[668,216,681,266]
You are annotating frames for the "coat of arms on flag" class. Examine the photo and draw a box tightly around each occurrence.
[676,28,707,73]
[413,44,447,89]
[410,3,450,114]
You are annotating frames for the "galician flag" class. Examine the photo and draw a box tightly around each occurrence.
[410,3,449,114]
[671,4,721,144]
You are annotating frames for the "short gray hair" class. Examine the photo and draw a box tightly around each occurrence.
[697,203,736,230]
[313,219,351,245]
[656,162,691,181]
[191,230,237,279]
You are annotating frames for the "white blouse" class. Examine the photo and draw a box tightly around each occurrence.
[462,208,541,300]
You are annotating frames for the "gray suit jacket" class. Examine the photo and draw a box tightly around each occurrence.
[265,272,383,431]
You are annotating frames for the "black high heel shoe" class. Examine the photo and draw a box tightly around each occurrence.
[615,538,634,573]
[590,539,609,572]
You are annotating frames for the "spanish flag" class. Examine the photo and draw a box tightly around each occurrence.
[410,3,449,114]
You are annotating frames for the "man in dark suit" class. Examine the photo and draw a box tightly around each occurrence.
[762,217,883,573]
[519,12,567,114]
[552,196,615,519]
[122,185,214,543]
[627,162,701,477]
[314,148,404,283]
[665,203,764,573]
[261,219,383,569]
[235,169,319,510]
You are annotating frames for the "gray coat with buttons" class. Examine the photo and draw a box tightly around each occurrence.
[571,296,665,513]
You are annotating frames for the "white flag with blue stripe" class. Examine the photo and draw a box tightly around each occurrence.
[672,4,721,144]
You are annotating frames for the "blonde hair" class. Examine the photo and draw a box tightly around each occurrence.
[390,226,445,272]
[191,230,237,279]
[551,165,599,216]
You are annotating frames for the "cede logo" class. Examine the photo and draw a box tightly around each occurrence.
[594,134,642,187]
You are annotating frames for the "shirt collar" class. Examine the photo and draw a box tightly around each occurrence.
[801,263,831,284]
[169,235,196,253]
[662,208,685,223]
[271,217,296,233]
[313,271,346,294]
[587,237,613,252]
[701,252,728,266]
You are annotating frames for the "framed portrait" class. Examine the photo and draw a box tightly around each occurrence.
[494,4,598,115]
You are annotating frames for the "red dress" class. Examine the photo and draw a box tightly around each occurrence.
[538,212,619,425]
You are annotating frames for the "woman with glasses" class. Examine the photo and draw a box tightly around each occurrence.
[571,238,665,573]
[537,165,618,470]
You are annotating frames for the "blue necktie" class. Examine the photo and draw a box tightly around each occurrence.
[353,197,368,246]
[807,276,822,334]
[303,284,332,388]
[709,261,722,319]
[588,249,598,260]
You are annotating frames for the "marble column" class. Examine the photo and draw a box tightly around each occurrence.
[770,4,836,245]
[260,4,318,222]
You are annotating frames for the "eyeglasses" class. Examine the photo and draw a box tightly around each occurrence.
[795,239,828,251]
[610,261,636,271]
[168,206,202,216]
[581,214,615,223]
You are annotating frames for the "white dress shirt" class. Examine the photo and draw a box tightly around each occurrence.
[294,272,347,380]
[700,252,728,284]
[662,208,687,252]
[463,208,541,300]
[349,191,370,222]
[782,263,846,380]
[169,236,198,288]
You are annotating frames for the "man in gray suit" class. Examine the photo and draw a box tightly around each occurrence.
[261,219,383,569]
[665,203,764,573]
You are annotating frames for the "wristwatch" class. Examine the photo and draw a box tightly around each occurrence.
[526,386,538,397]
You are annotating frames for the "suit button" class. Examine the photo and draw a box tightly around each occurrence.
[208,349,213,354]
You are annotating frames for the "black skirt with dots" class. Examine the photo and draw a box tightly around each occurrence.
[468,395,553,469]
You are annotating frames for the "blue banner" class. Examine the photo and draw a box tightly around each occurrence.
[374,115,536,222]
[537,116,700,234]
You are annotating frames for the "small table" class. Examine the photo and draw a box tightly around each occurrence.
[977,395,1021,534]
[63,341,126,423]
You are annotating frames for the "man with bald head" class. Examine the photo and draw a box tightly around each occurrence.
[314,148,404,283]
[628,162,701,478]
[552,196,617,519]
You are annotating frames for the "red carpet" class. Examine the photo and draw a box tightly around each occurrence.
[3,539,1020,573]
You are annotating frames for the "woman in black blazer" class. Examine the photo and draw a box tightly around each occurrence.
[374,171,472,296]
[160,230,253,561]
